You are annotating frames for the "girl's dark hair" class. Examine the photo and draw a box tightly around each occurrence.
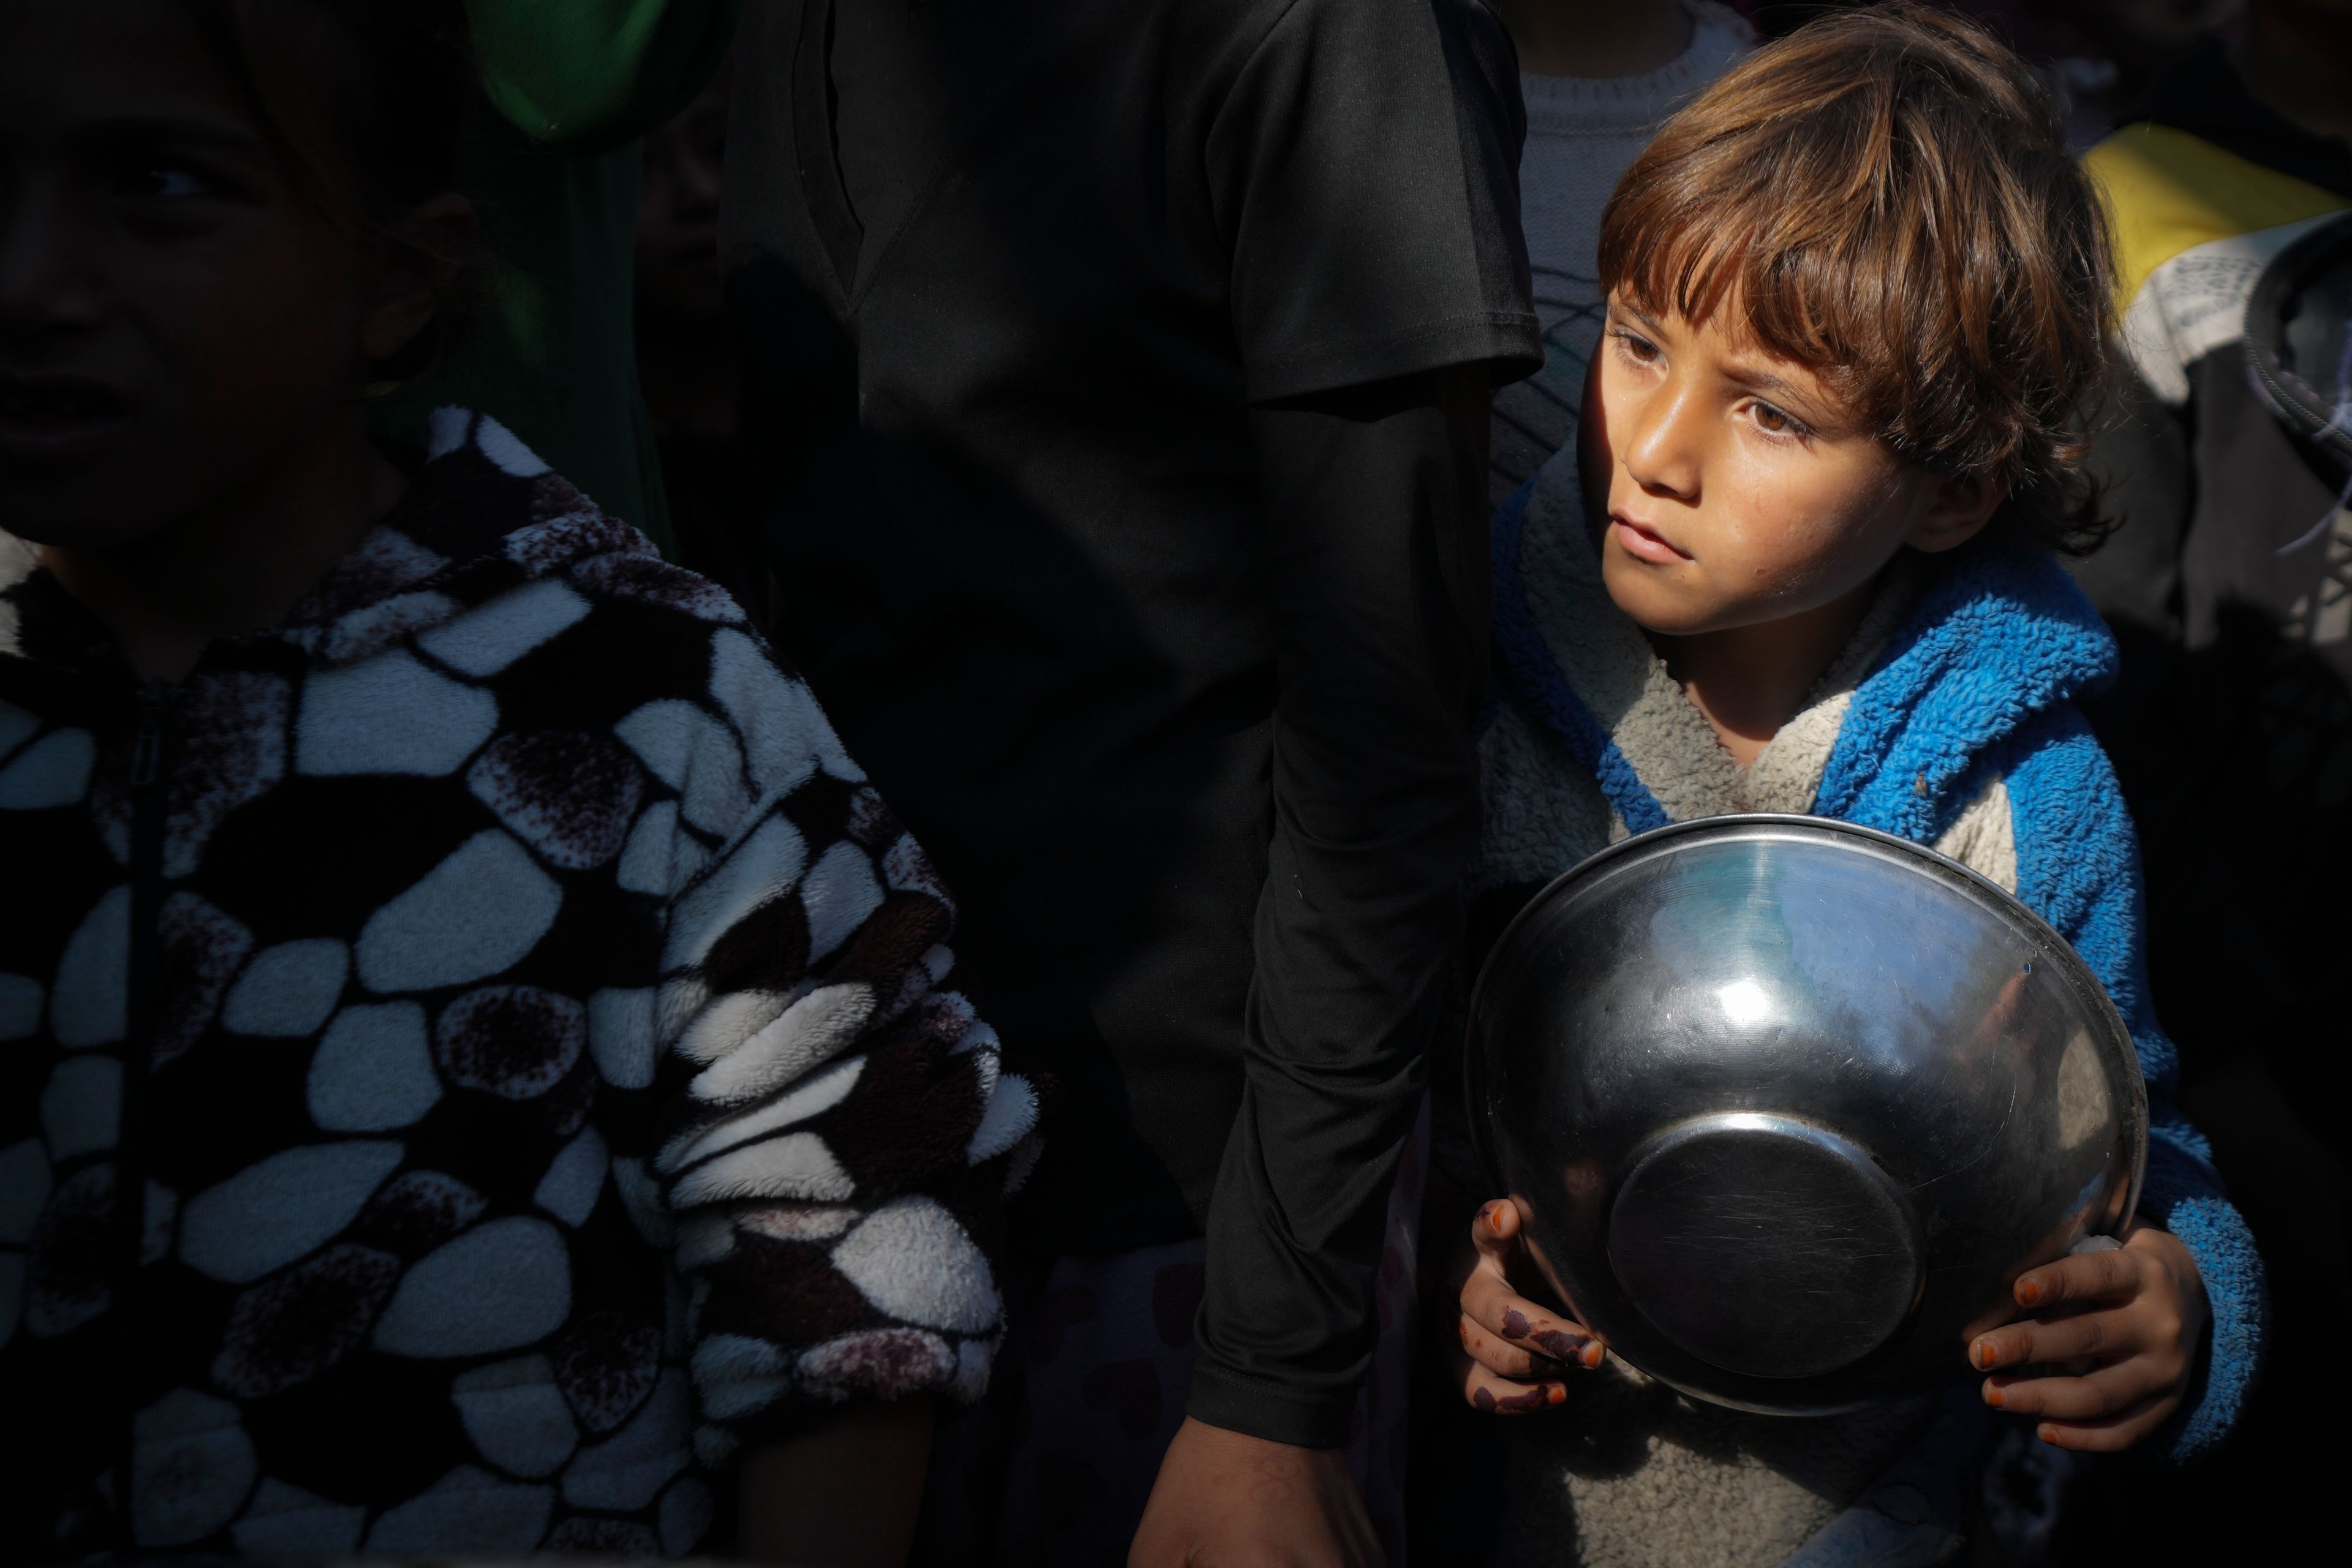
[186,0,485,382]
[1598,2,2117,554]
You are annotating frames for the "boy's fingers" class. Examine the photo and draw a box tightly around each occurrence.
[1469,1198,1521,1264]
[1459,1354,1569,1417]
[1458,1312,1551,1381]
[1459,1196,1606,1371]
[1970,1305,2128,1371]
[1450,1272,1566,1414]
[1460,1269,1605,1370]
[2012,1245,2142,1310]
[2022,1393,2177,1453]
[1980,1359,2166,1422]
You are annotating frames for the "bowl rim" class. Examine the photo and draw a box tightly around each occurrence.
[1464,810,2150,1281]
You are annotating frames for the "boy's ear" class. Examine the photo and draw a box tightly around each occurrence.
[1905,469,2007,554]
[361,193,478,368]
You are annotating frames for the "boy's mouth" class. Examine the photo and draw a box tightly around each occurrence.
[0,375,134,463]
[1610,512,1692,565]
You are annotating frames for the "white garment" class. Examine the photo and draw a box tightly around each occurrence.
[1490,2,1754,505]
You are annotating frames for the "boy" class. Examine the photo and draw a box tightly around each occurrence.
[1438,9,2264,1564]
[0,2,1031,1556]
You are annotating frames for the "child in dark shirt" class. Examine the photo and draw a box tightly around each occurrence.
[0,2,1033,1559]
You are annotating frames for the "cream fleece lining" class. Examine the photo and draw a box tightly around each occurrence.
[1483,488,2018,892]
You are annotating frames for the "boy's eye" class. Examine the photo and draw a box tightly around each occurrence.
[1613,328,1662,364]
[110,160,219,203]
[1751,401,1804,437]
[138,167,213,199]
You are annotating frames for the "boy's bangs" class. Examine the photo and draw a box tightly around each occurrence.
[1610,213,1863,390]
[1611,219,1748,345]
[1592,4,2116,551]
[1601,136,1915,440]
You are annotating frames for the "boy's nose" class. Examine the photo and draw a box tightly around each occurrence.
[1620,382,1703,502]
[0,180,106,348]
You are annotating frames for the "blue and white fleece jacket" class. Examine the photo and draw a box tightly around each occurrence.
[1464,467,2266,1568]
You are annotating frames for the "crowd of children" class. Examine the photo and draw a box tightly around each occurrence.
[0,1,2342,1565]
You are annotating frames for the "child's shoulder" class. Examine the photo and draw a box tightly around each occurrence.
[1850,532,2115,748]
[1821,533,2119,843]
[366,408,752,648]
[320,410,783,688]
[1900,527,2111,661]
[293,410,856,835]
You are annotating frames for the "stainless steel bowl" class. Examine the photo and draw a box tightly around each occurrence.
[1466,815,2147,1414]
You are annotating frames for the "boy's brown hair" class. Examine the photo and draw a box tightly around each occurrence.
[1597,2,2113,552]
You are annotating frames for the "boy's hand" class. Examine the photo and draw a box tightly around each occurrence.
[1454,1198,1605,1413]
[1967,1221,2209,1452]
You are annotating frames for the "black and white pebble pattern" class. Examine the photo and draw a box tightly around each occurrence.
[0,410,1038,1558]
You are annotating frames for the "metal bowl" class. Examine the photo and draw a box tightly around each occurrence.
[1466,815,2147,1414]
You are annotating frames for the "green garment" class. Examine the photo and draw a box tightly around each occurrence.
[373,0,741,558]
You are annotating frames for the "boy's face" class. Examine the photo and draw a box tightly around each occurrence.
[0,1,379,551]
[1581,295,1999,638]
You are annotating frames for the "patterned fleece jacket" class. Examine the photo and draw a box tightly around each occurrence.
[1448,461,2266,1568]
[0,410,1039,1561]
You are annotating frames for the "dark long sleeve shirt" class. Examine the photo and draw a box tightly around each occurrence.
[1189,369,1494,1440]
[723,0,1536,1443]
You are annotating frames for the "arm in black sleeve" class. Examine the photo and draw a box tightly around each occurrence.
[1186,364,1493,1447]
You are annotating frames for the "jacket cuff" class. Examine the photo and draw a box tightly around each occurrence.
[2138,1140,2269,1462]
[1184,1358,1359,1450]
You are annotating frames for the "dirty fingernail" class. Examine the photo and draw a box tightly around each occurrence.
[1548,1382,1567,1406]
[1985,1384,2005,1408]
[2016,1279,2043,1306]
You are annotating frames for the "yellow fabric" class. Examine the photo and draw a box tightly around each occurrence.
[2084,124,2348,311]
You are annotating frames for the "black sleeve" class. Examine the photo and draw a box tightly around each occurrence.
[1188,365,1493,1446]
[1208,0,1539,402]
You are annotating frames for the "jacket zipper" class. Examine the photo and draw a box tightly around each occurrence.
[113,679,175,1542]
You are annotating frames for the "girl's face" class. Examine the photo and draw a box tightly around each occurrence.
[1580,294,2000,638]
[0,1,403,550]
